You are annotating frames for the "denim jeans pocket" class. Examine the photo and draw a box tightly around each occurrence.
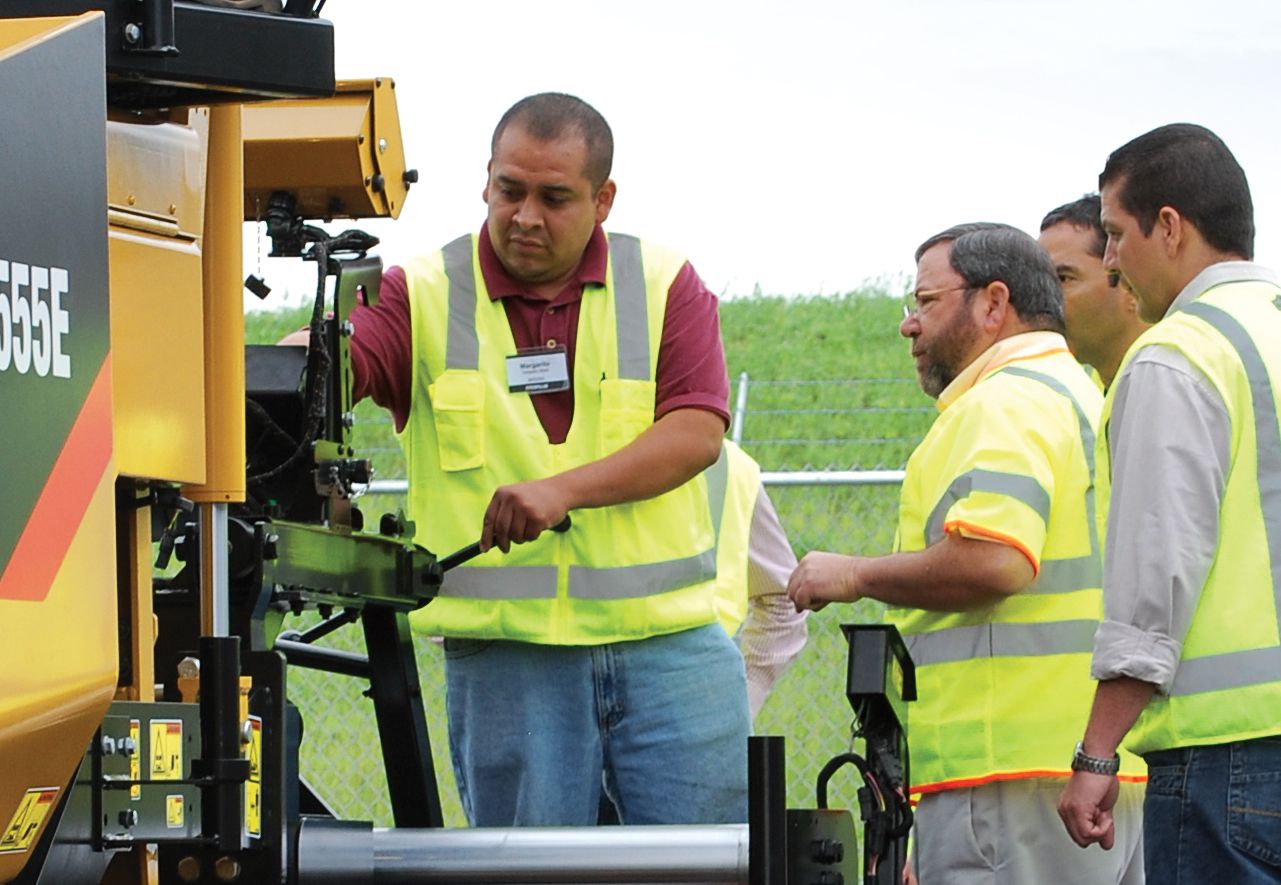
[443,638,494,660]
[1227,769,1281,869]
[1145,767,1188,798]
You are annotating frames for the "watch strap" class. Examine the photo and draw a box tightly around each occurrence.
[1071,741,1120,775]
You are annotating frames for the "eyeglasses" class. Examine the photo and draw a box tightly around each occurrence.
[902,285,972,320]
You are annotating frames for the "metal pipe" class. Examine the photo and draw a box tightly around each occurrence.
[731,371,750,446]
[363,470,907,498]
[760,469,905,486]
[274,638,370,678]
[365,825,749,884]
[198,502,230,636]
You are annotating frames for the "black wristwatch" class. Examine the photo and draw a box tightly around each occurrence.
[1071,741,1120,776]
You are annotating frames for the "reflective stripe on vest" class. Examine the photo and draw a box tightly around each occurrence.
[1002,366,1103,597]
[705,442,729,538]
[444,234,478,370]
[609,234,651,380]
[925,469,1050,545]
[569,552,719,599]
[909,619,1101,667]
[1167,300,1281,697]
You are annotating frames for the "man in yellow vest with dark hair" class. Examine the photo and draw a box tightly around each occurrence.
[347,92,750,827]
[1058,124,1281,882]
[789,222,1144,883]
[1039,194,1150,390]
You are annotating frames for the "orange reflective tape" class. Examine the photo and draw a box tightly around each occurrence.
[943,519,1041,578]
[912,767,1148,795]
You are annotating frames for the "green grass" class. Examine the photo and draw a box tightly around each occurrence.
[246,283,928,825]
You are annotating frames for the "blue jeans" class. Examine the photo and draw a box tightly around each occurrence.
[443,623,750,827]
[1144,736,1281,883]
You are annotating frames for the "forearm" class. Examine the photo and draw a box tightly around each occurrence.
[479,407,724,552]
[1080,677,1157,758]
[741,591,808,718]
[788,533,1034,613]
[550,407,723,509]
[858,534,1033,611]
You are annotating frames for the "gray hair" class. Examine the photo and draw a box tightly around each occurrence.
[915,222,1064,333]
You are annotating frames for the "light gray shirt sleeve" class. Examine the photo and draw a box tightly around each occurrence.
[739,485,809,719]
[1092,345,1231,692]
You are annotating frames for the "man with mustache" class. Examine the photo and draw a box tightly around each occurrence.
[789,223,1143,883]
[346,92,750,827]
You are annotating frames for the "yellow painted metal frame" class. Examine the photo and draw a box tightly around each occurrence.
[243,77,412,221]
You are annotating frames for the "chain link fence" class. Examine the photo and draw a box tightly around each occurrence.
[286,376,935,825]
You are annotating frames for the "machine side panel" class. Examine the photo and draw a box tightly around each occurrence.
[0,14,116,884]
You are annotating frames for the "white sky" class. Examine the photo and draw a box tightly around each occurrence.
[248,0,1281,305]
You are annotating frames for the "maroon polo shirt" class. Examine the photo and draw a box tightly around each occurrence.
[349,224,729,445]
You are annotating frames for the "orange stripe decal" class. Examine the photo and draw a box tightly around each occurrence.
[0,355,113,603]
[913,768,1149,795]
[943,519,1041,577]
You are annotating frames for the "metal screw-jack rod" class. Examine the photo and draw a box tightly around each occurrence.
[198,502,230,636]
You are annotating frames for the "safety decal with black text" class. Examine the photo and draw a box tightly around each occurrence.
[166,795,184,829]
[129,719,141,800]
[246,716,262,838]
[0,787,58,853]
[150,719,183,781]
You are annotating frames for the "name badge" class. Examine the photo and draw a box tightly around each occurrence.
[506,347,570,394]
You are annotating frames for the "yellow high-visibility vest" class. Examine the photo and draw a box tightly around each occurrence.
[709,440,763,636]
[892,349,1143,793]
[399,232,721,645]
[1100,278,1281,755]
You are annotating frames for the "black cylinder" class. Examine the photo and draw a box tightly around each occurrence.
[198,635,246,852]
[296,817,375,885]
[748,735,787,885]
[141,0,177,52]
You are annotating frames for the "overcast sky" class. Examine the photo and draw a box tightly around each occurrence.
[249,0,1281,304]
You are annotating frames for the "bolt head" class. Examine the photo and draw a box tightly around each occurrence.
[123,22,142,44]
[215,855,242,881]
[176,856,201,882]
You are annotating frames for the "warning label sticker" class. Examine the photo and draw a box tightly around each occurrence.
[129,719,141,800]
[0,787,59,854]
[246,716,262,838]
[150,719,183,781]
[166,795,184,829]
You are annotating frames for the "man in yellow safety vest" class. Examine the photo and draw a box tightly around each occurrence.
[1058,123,1281,883]
[1039,193,1150,390]
[789,222,1144,884]
[347,92,750,827]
